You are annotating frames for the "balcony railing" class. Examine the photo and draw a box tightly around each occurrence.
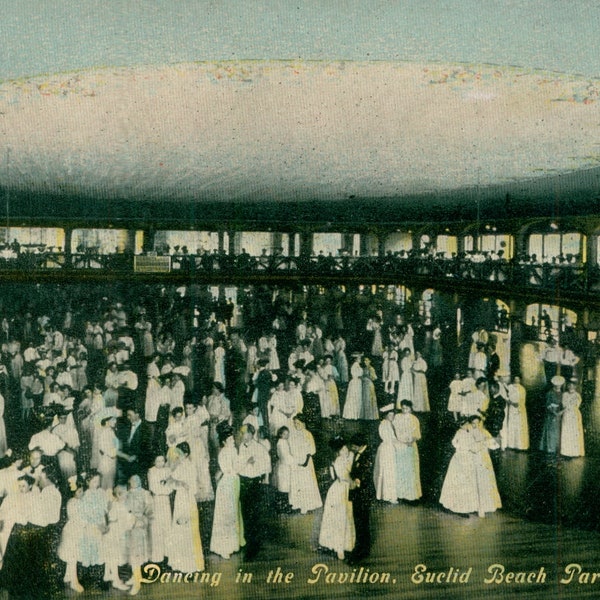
[0,249,598,295]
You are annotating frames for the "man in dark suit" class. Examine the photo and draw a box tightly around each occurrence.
[119,407,152,484]
[347,433,375,564]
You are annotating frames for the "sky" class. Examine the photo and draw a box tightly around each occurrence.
[2,1,600,80]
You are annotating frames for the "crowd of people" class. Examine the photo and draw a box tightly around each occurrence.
[0,281,587,597]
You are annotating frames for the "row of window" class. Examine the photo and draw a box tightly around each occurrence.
[0,227,593,264]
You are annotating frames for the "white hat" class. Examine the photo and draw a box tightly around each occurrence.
[380,403,395,414]
[551,375,565,387]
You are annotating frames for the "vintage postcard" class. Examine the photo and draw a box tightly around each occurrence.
[0,2,599,599]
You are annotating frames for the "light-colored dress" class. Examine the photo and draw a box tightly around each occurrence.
[126,488,153,568]
[79,488,109,566]
[411,357,430,412]
[447,379,463,413]
[397,355,414,406]
[373,419,398,502]
[318,452,355,557]
[268,389,292,436]
[167,458,205,572]
[274,437,293,493]
[560,390,585,457]
[342,361,363,419]
[209,445,245,558]
[505,383,529,450]
[439,428,479,514]
[97,426,119,491]
[361,364,379,420]
[382,350,400,395]
[148,466,173,563]
[334,338,349,385]
[393,412,422,501]
[471,426,502,515]
[184,409,214,502]
[288,429,322,513]
[102,499,134,567]
[58,497,85,564]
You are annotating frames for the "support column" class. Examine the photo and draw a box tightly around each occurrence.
[300,231,313,257]
[377,232,387,257]
[142,228,155,253]
[360,233,368,257]
[288,232,296,257]
[63,227,72,268]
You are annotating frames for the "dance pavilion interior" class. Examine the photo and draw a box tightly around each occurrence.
[2,17,600,599]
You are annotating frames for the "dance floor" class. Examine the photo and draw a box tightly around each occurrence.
[28,415,600,600]
[46,494,600,600]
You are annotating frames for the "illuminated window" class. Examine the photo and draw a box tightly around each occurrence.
[384,232,412,254]
[313,233,343,256]
[528,232,584,262]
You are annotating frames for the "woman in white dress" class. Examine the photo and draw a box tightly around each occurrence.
[411,352,430,412]
[273,426,293,502]
[319,355,340,417]
[268,381,290,436]
[373,405,399,503]
[78,471,109,572]
[382,346,400,397]
[505,376,530,450]
[342,354,363,420]
[166,442,205,573]
[439,419,479,515]
[97,416,120,491]
[209,424,245,559]
[447,372,463,421]
[397,348,414,407]
[560,380,585,457]
[58,478,85,593]
[393,400,422,501]
[102,484,132,591]
[361,357,379,421]
[213,340,226,387]
[147,455,173,564]
[183,402,213,502]
[165,407,187,466]
[266,332,280,371]
[126,475,154,595]
[333,334,349,386]
[318,438,355,559]
[288,415,322,514]
[103,362,120,407]
[470,416,502,517]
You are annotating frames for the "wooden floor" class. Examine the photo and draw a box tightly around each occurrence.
[34,418,600,600]
[4,402,599,600]
[43,501,600,600]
